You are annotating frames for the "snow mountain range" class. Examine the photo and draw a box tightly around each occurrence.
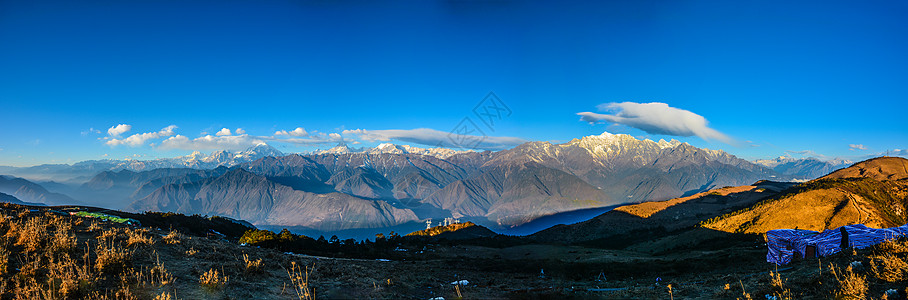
[0,132,856,234]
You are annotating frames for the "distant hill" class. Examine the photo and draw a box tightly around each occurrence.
[702,157,908,234]
[0,192,24,204]
[0,143,284,184]
[754,157,852,180]
[405,222,497,240]
[75,167,229,209]
[0,175,79,205]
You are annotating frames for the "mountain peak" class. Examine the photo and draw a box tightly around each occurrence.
[320,143,361,154]
[656,139,682,149]
[241,143,284,157]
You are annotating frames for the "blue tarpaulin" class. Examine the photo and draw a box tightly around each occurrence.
[766,224,908,265]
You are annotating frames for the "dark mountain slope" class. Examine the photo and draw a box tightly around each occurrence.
[130,168,419,231]
[424,161,614,225]
[77,167,228,209]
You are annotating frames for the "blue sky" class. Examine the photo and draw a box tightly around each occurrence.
[1,0,906,166]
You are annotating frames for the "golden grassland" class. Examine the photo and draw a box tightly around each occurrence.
[0,205,317,300]
[2,200,908,299]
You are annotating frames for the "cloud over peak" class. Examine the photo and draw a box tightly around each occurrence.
[105,125,177,147]
[275,127,308,137]
[158,134,264,151]
[215,128,232,136]
[107,124,132,137]
[342,128,526,150]
[578,102,732,144]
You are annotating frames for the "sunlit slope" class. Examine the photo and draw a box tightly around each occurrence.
[702,157,908,234]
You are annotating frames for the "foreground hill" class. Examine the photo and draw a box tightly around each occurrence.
[701,157,908,234]
[531,180,795,246]
[3,199,907,299]
[821,156,908,181]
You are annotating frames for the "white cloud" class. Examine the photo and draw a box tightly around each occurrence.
[215,128,232,136]
[848,144,867,151]
[81,128,101,136]
[342,128,526,150]
[106,125,177,147]
[235,128,246,135]
[107,124,132,137]
[158,134,264,151]
[272,131,342,145]
[275,127,308,137]
[578,102,732,144]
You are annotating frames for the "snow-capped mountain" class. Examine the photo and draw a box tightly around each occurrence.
[315,144,362,154]
[315,143,472,159]
[364,143,473,159]
[7,131,795,232]
[103,143,286,171]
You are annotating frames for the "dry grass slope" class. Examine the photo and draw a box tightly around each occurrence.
[702,158,908,234]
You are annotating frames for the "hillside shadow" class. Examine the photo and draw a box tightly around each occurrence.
[267,176,335,193]
[534,184,793,253]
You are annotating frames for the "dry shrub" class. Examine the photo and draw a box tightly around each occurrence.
[125,228,153,247]
[95,239,130,274]
[163,230,183,245]
[868,253,908,282]
[876,238,908,254]
[185,247,198,257]
[154,291,175,300]
[148,255,174,287]
[87,221,102,232]
[832,264,866,300]
[0,247,9,276]
[243,253,263,274]
[200,267,228,291]
[10,216,47,253]
[51,223,77,253]
[98,228,120,241]
[47,252,95,298]
[13,278,55,300]
[287,261,315,300]
[769,271,792,299]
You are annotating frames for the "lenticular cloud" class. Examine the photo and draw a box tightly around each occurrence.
[578,102,732,144]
